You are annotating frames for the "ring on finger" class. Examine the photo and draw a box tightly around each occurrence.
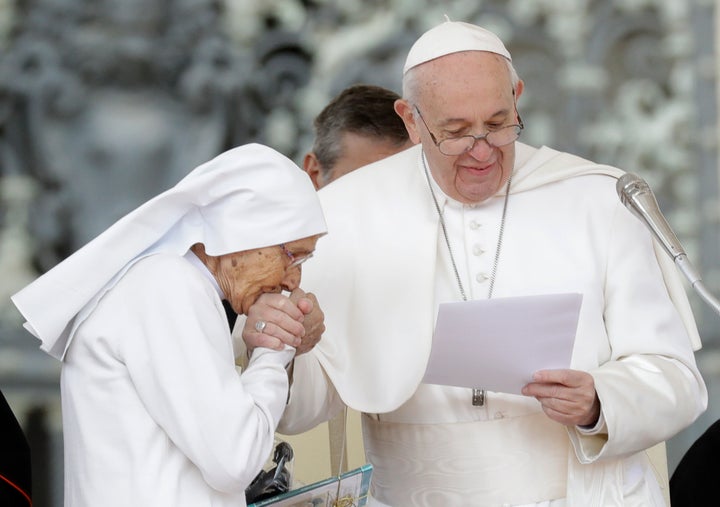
[255,320,267,333]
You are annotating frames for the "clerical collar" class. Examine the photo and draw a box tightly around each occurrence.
[183,250,224,299]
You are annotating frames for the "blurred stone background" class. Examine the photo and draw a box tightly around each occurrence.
[0,1,718,505]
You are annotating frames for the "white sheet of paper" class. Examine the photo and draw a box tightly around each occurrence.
[422,293,583,395]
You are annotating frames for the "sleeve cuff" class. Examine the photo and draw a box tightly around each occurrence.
[249,345,296,368]
[577,411,607,436]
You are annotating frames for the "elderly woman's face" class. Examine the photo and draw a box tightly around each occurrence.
[214,235,321,315]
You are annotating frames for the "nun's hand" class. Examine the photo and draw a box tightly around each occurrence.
[243,293,306,352]
[289,288,325,356]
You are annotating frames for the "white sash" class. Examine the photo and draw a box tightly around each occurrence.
[362,412,569,506]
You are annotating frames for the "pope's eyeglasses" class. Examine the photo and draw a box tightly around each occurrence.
[413,105,524,156]
[280,244,313,268]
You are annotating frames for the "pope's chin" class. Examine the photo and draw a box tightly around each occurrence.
[454,179,499,202]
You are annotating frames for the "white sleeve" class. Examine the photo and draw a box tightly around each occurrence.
[569,204,707,462]
[115,256,293,494]
[277,351,346,434]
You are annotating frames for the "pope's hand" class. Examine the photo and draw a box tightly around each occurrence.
[521,369,601,427]
[289,288,325,355]
[242,293,307,353]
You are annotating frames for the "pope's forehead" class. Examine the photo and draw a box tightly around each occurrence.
[421,50,508,71]
[416,52,514,93]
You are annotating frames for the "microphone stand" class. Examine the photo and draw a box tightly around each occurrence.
[617,173,720,316]
[674,254,720,316]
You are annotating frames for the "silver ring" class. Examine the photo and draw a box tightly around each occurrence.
[255,320,267,333]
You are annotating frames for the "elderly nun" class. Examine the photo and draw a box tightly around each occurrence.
[11,143,327,507]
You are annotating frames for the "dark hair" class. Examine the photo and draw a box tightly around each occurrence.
[311,84,409,178]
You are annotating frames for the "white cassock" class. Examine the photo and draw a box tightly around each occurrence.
[277,143,707,506]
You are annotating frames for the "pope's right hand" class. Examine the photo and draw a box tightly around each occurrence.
[289,288,325,355]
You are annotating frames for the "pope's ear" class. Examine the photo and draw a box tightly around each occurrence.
[302,152,323,190]
[394,99,421,144]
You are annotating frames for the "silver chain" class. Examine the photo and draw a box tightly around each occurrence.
[487,173,512,299]
[422,152,512,407]
[423,155,468,301]
[422,152,512,301]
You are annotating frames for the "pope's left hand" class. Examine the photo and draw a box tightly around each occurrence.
[521,369,601,427]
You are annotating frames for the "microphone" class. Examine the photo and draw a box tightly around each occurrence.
[616,173,687,262]
[616,173,720,315]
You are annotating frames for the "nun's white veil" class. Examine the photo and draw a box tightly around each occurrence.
[12,143,327,360]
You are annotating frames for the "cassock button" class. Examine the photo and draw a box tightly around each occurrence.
[476,273,489,283]
[472,245,484,256]
[469,220,481,230]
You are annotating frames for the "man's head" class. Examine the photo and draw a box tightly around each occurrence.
[394,21,524,205]
[303,84,413,189]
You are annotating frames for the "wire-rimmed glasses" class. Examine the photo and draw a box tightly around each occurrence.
[414,105,524,156]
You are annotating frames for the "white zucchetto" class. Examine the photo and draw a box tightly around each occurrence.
[12,143,327,359]
[403,20,512,75]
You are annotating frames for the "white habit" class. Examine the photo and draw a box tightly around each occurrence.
[61,252,294,506]
[12,143,328,507]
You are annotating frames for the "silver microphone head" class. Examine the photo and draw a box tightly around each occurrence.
[616,173,648,208]
[616,172,685,259]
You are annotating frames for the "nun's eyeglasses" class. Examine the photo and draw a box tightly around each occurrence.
[280,244,313,268]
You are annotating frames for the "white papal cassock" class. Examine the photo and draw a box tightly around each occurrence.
[277,143,707,506]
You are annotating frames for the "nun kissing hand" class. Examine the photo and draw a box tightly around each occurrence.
[242,290,324,356]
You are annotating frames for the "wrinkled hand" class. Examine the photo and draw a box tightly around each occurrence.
[521,369,601,427]
[289,288,325,356]
[242,293,307,353]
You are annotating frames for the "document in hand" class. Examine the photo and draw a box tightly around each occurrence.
[422,293,583,394]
